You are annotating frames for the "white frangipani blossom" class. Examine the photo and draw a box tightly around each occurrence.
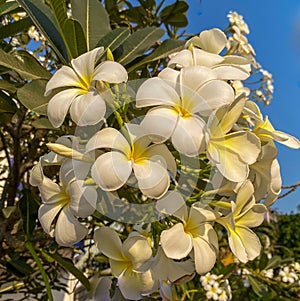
[169,28,251,81]
[87,124,176,199]
[93,227,158,300]
[205,95,261,182]
[136,66,235,156]
[30,159,96,246]
[157,194,219,275]
[217,180,266,263]
[45,47,128,127]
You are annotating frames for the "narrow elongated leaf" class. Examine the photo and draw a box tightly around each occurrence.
[48,0,67,30]
[19,188,39,235]
[117,27,164,65]
[71,0,111,51]
[96,27,130,51]
[16,0,69,63]
[0,0,19,15]
[63,18,87,58]
[0,17,32,39]
[44,251,91,291]
[128,38,185,72]
[0,49,50,79]
[0,90,17,113]
[0,80,18,93]
[17,79,51,115]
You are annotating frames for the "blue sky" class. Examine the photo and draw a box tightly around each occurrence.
[185,0,300,213]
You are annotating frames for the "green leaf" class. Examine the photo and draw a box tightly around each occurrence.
[48,0,68,30]
[2,206,16,218]
[71,0,111,51]
[128,38,185,72]
[159,1,188,20]
[17,79,50,115]
[0,49,50,80]
[117,27,164,65]
[19,188,39,235]
[163,13,187,27]
[16,0,69,64]
[247,275,266,298]
[96,27,130,52]
[0,17,33,39]
[6,259,33,277]
[0,79,18,93]
[32,117,56,129]
[45,252,91,291]
[63,18,87,58]
[0,0,19,15]
[0,90,17,113]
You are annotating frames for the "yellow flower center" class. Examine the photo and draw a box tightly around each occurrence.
[175,105,191,118]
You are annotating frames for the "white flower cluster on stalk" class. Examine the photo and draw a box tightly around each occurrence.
[30,25,300,300]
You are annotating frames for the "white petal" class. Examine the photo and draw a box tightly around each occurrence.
[45,66,79,95]
[94,227,125,261]
[160,223,193,259]
[168,49,193,68]
[140,106,178,143]
[91,151,132,191]
[151,247,195,282]
[213,65,250,80]
[198,28,227,53]
[38,203,63,234]
[47,88,81,128]
[271,130,300,149]
[118,268,157,300]
[144,143,177,177]
[180,66,216,93]
[69,89,106,126]
[134,160,170,199]
[71,47,104,80]
[68,180,97,217]
[196,80,234,114]
[122,234,152,268]
[237,204,266,227]
[155,191,187,220]
[94,277,112,301]
[136,77,180,108]
[172,115,206,157]
[192,48,224,67]
[158,67,179,90]
[193,236,217,274]
[94,61,128,83]
[235,180,255,215]
[86,127,131,155]
[235,226,262,261]
[38,177,62,203]
[55,206,88,246]
[227,227,248,263]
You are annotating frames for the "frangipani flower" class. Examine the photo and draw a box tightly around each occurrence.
[217,180,267,263]
[141,247,195,283]
[253,115,300,149]
[45,47,128,127]
[157,194,219,274]
[168,28,251,81]
[136,66,235,156]
[86,124,176,199]
[93,227,158,300]
[30,159,97,246]
[205,95,261,182]
[249,142,281,204]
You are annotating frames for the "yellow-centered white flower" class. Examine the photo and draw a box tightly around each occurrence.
[45,47,128,127]
[93,227,158,300]
[157,194,219,275]
[205,95,261,182]
[86,124,176,199]
[30,159,96,246]
[136,66,235,156]
[216,180,267,263]
[168,28,251,80]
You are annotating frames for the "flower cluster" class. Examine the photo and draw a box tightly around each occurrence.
[200,273,232,301]
[30,25,300,299]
